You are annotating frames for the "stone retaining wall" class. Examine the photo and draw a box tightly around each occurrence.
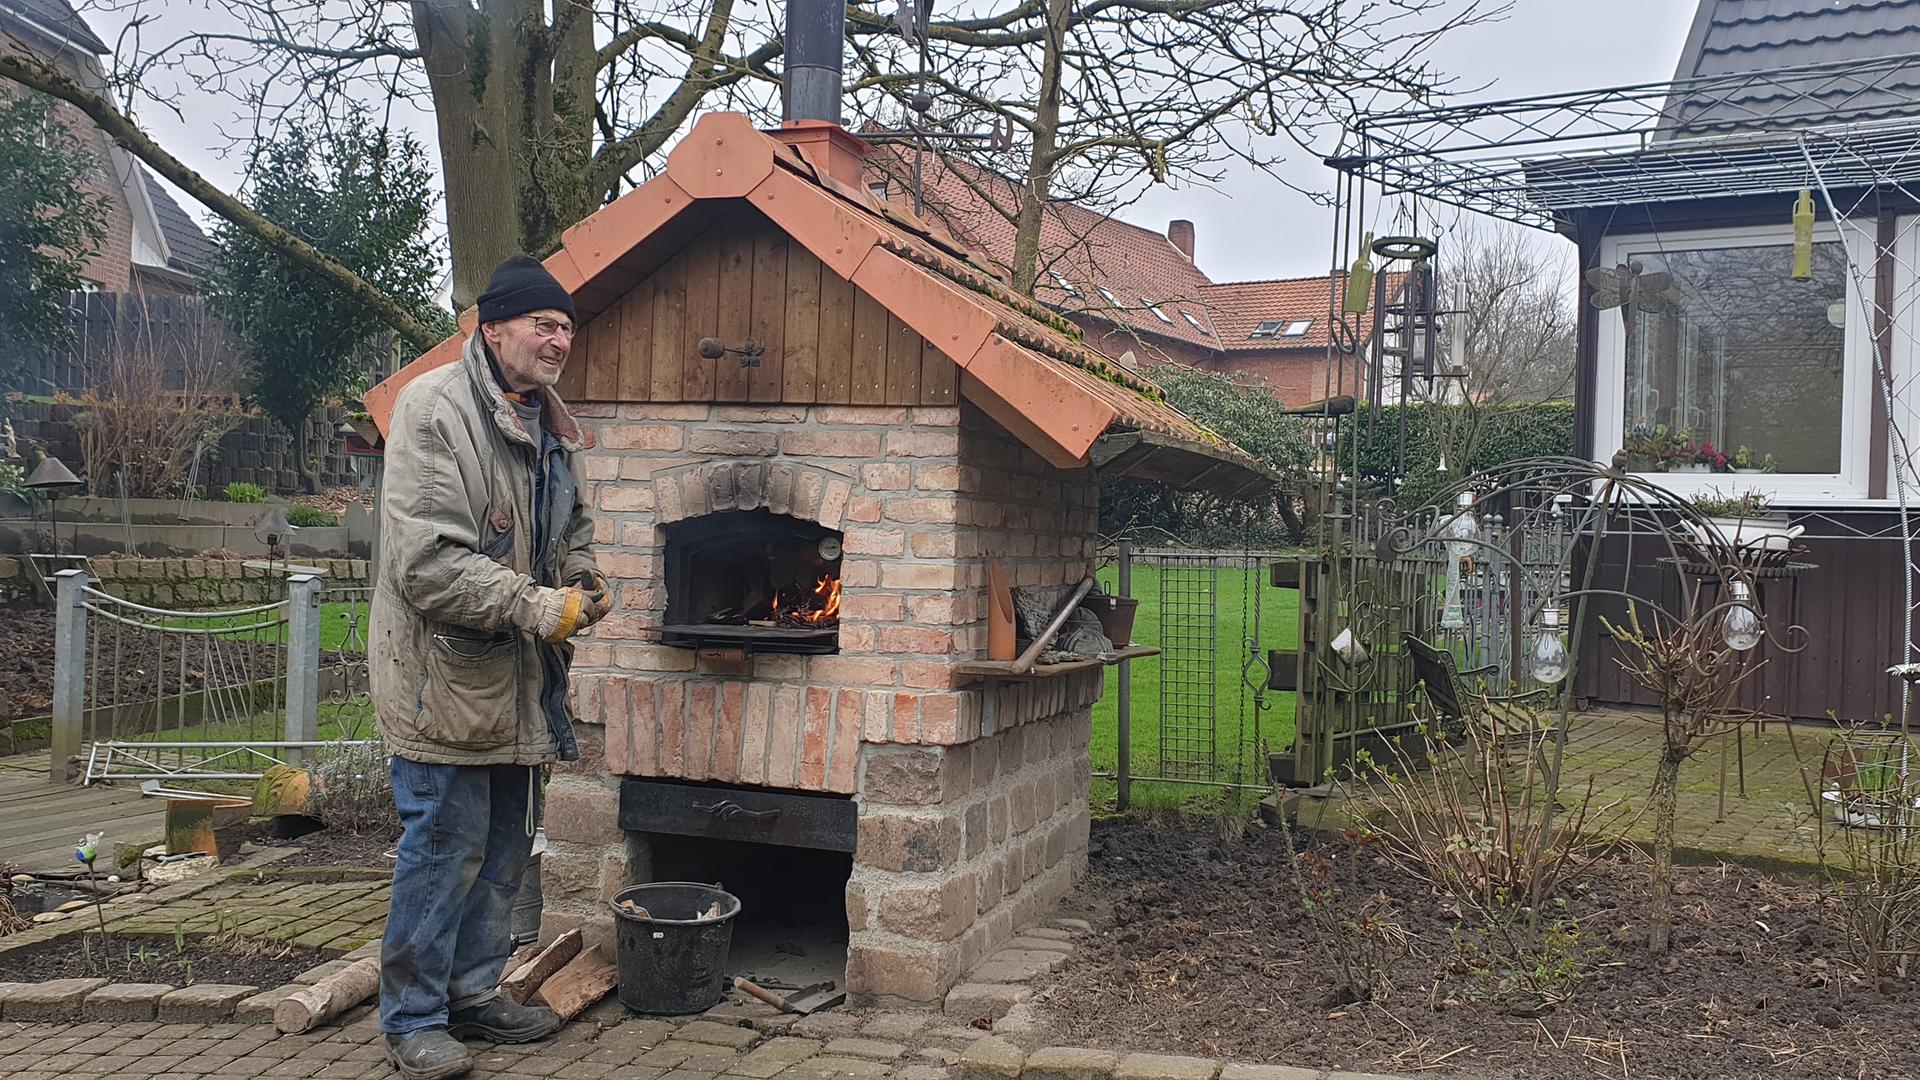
[3,556,372,607]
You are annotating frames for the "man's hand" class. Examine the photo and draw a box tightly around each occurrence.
[569,570,613,628]
[541,578,614,642]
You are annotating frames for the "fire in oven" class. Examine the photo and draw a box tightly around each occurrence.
[660,509,843,653]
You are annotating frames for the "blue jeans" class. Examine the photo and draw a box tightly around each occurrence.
[381,757,541,1035]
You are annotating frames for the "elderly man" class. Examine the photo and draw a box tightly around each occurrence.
[371,254,609,1080]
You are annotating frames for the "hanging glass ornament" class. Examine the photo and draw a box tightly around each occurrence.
[1722,581,1763,652]
[1531,606,1569,684]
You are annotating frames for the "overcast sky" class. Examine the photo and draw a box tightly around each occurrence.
[100,0,1703,287]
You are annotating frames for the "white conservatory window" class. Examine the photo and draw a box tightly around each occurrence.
[1597,225,1874,500]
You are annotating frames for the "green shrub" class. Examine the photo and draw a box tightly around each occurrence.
[1339,401,1575,510]
[287,505,337,527]
[221,481,267,503]
[1099,364,1317,547]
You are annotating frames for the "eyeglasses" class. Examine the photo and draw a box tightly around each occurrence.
[522,315,575,339]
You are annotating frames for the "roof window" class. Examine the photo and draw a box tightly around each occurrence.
[1050,272,1079,296]
[1097,286,1119,306]
[1143,298,1173,324]
[1181,310,1208,333]
[867,181,888,201]
[1283,319,1313,337]
[1249,320,1284,339]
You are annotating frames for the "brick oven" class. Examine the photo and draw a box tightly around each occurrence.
[364,110,1273,1006]
[546,404,1104,1004]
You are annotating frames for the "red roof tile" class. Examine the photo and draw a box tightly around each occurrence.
[865,149,1403,360]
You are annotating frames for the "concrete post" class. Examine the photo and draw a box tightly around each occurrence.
[50,568,87,784]
[284,573,324,753]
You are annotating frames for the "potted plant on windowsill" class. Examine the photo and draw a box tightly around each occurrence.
[1684,491,1803,552]
[1622,422,1681,472]
[1730,446,1775,474]
[1667,438,1728,474]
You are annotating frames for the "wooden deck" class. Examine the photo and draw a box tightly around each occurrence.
[0,755,166,874]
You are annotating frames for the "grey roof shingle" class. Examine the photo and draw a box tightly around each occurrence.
[0,0,110,54]
[1666,0,1920,133]
[139,170,215,276]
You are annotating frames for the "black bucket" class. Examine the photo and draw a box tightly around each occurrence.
[610,882,742,1015]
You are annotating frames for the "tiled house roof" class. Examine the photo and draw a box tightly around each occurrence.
[140,170,216,275]
[1666,0,1920,132]
[877,152,1221,352]
[866,147,1400,364]
[0,0,109,54]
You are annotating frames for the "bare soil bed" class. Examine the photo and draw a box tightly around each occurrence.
[1035,816,1920,1080]
[246,819,396,872]
[0,607,57,718]
[0,930,327,987]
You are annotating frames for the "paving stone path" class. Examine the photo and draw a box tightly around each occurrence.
[0,1000,1405,1080]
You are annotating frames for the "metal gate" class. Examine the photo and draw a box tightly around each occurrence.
[48,568,377,784]
[1107,548,1285,805]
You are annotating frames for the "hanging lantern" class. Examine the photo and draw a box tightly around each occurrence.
[1792,189,1815,282]
[1531,606,1569,684]
[1441,490,1480,562]
[1722,581,1763,652]
[1438,492,1480,631]
[1344,234,1375,315]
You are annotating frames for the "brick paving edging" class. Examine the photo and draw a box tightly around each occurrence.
[960,1039,1406,1080]
[0,851,389,1026]
[0,998,1417,1080]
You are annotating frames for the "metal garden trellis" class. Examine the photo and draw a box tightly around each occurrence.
[1317,50,1920,728]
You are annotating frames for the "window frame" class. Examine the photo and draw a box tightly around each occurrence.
[1594,222,1877,502]
[1142,298,1173,324]
[1282,319,1313,337]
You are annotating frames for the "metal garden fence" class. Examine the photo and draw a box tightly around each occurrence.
[48,568,376,784]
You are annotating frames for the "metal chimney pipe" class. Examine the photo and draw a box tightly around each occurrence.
[784,0,845,123]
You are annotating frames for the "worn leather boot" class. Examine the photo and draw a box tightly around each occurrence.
[447,994,564,1044]
[384,1028,472,1080]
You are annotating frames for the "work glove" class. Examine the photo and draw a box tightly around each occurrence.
[538,582,611,642]
[569,570,613,626]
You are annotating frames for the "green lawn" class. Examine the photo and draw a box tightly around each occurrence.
[158,600,370,653]
[1092,560,1301,812]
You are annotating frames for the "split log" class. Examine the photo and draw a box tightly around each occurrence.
[274,957,381,1033]
[535,945,618,1021]
[502,928,582,1004]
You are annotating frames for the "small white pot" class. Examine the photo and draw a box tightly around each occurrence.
[1683,516,1804,553]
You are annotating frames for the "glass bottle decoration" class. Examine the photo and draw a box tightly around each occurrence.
[1531,605,1569,684]
[1723,580,1762,652]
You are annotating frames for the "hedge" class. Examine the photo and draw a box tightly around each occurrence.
[1340,401,1576,509]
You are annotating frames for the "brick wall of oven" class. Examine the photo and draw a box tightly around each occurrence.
[537,400,1100,1004]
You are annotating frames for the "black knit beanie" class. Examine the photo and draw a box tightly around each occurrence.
[476,254,575,324]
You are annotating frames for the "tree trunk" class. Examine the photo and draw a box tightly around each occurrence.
[1009,0,1069,296]
[1648,750,1682,954]
[291,419,322,495]
[410,0,599,309]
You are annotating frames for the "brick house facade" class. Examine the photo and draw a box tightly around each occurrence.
[1,0,214,295]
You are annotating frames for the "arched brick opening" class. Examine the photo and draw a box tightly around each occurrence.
[649,459,855,531]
